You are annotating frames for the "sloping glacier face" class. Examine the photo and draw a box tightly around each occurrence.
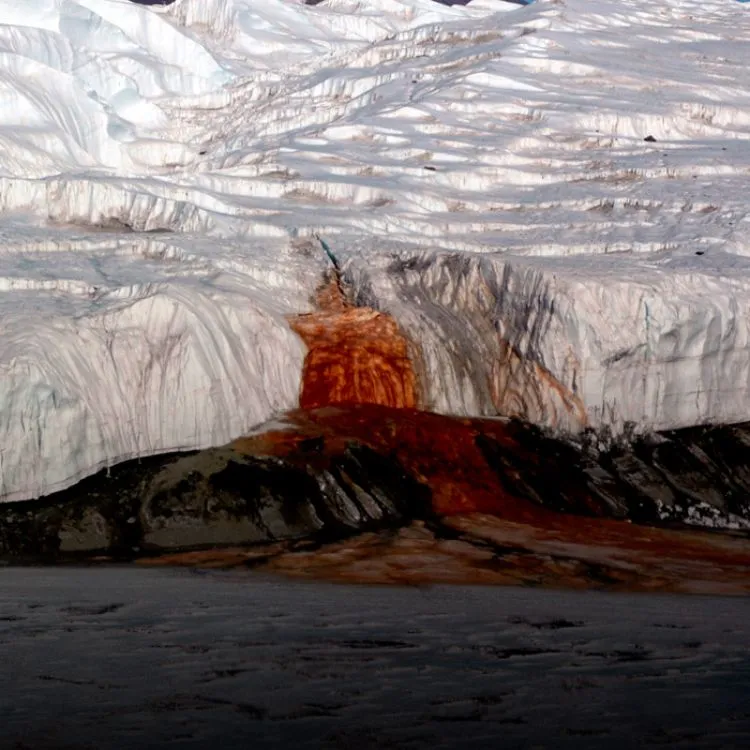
[0,0,749,501]
[345,248,750,434]
[0,227,322,502]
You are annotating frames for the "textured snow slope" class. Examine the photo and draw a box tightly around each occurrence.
[0,0,749,501]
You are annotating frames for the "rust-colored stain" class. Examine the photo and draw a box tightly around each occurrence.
[491,338,588,432]
[289,278,418,410]
[141,512,750,596]
[233,405,586,518]
[258,515,750,595]
[226,405,750,594]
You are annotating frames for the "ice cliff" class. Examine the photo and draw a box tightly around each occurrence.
[0,0,749,501]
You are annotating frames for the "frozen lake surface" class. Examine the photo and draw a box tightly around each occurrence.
[1,567,748,749]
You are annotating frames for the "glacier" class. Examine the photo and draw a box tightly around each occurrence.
[0,0,749,502]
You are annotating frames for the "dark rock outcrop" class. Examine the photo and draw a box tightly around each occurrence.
[0,438,429,560]
[1,405,749,596]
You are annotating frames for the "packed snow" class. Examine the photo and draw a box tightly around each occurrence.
[0,0,749,501]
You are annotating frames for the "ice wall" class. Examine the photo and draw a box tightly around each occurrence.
[0,0,749,501]
[344,247,750,434]
[0,229,325,502]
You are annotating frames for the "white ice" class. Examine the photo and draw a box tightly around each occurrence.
[0,0,749,501]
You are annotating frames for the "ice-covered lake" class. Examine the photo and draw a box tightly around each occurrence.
[1,567,748,749]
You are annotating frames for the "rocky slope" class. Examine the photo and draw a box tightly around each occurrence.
[2,402,749,594]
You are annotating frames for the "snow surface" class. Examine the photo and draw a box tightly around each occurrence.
[2,567,749,748]
[1,0,750,501]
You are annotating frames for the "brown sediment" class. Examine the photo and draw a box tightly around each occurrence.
[143,515,750,596]
[260,521,750,595]
[229,405,750,594]
[292,276,588,432]
[491,339,588,432]
[138,543,293,569]
[289,277,418,410]
[232,405,590,518]
[285,274,586,515]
